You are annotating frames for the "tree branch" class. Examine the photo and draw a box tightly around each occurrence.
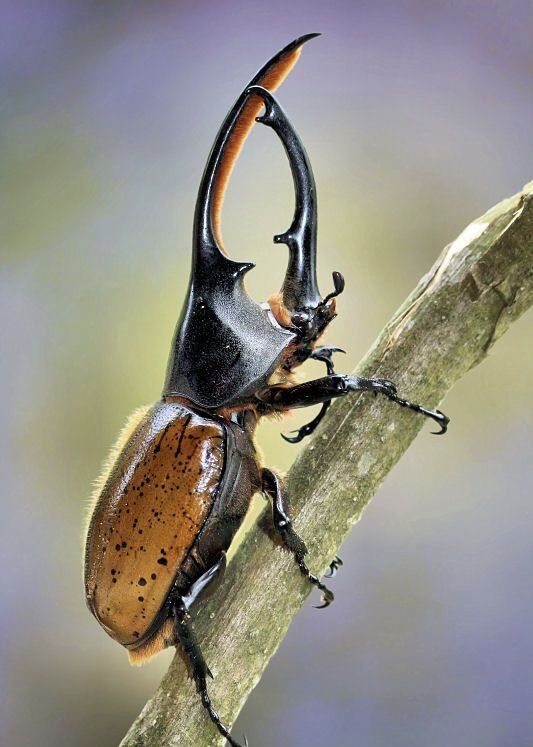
[121,182,533,747]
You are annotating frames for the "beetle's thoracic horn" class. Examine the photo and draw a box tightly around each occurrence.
[194,32,320,263]
[247,85,321,313]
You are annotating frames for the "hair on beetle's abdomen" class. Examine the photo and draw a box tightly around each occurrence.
[84,402,225,647]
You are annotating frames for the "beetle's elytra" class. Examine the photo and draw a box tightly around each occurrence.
[84,33,449,746]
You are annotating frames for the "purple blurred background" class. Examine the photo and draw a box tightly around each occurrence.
[1,2,532,746]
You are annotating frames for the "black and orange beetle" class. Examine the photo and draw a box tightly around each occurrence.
[84,34,449,747]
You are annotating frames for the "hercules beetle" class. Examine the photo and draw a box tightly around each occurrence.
[84,33,449,747]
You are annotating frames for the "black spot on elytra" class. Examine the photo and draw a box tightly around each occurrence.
[157,557,168,566]
[111,569,116,575]
[138,596,144,602]
[112,578,117,583]
[151,573,157,580]
[115,544,121,551]
[121,541,127,548]
[138,577,146,586]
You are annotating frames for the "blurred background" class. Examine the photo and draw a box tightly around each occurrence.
[1,2,532,746]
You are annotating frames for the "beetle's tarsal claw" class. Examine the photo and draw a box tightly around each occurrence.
[281,430,303,444]
[280,400,330,442]
[314,586,334,609]
[430,410,450,435]
[325,555,343,578]
[296,561,335,609]
[310,345,345,372]
[380,389,450,434]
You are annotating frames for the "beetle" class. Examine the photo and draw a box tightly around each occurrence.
[84,34,449,747]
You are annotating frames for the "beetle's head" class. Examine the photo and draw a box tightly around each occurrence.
[284,270,345,344]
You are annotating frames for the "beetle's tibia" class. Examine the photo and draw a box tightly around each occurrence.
[261,468,335,608]
[172,600,245,747]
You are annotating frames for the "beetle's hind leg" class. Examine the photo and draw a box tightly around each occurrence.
[261,468,336,608]
[171,554,248,747]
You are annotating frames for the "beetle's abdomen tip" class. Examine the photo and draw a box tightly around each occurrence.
[127,618,176,666]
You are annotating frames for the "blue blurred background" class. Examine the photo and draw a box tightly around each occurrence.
[1,2,532,746]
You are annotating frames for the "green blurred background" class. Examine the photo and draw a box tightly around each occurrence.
[2,2,532,746]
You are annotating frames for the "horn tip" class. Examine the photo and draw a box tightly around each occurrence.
[297,32,322,44]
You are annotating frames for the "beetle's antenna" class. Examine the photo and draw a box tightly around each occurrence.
[193,33,320,265]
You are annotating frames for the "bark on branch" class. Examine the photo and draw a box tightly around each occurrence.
[121,182,533,746]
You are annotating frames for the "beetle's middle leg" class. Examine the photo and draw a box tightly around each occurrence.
[261,467,336,608]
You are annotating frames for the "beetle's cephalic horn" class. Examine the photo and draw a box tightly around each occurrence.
[247,85,322,313]
[194,32,320,266]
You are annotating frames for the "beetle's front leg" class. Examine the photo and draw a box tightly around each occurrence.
[282,345,345,443]
[261,468,336,608]
[257,374,449,434]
